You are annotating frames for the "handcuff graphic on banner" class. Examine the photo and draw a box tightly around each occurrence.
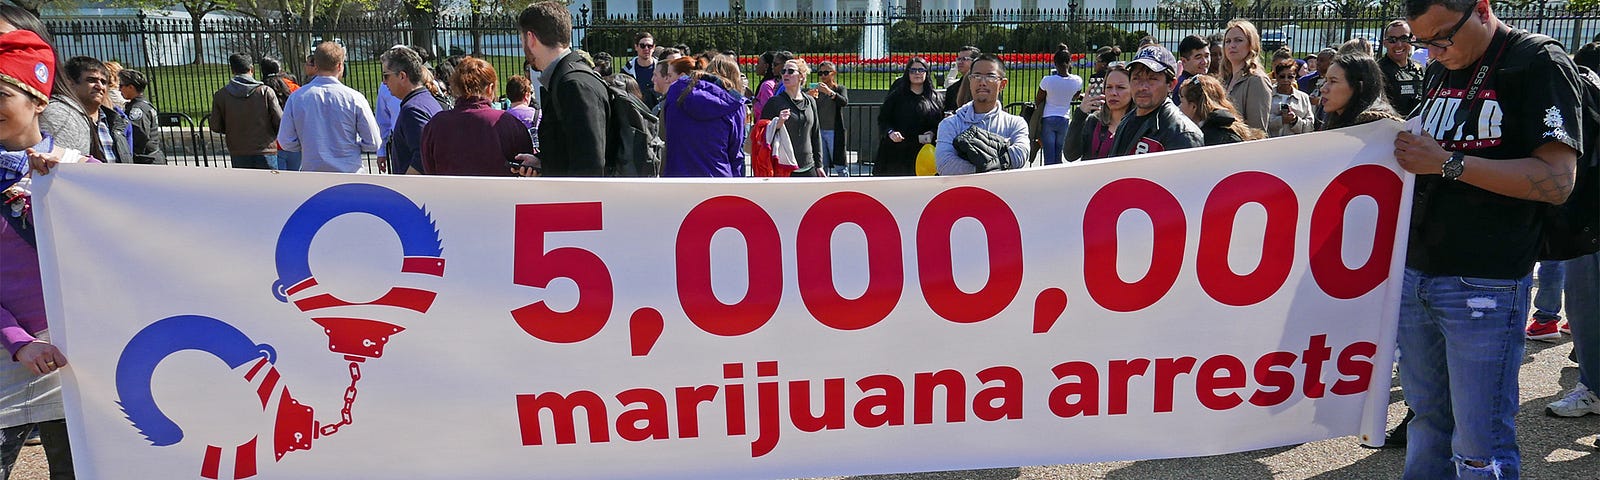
[113,183,446,479]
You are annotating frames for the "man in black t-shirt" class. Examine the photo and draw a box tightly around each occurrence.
[1378,19,1426,116]
[1390,0,1585,477]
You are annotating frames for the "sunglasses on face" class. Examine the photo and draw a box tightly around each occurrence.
[782,68,799,75]
[908,67,928,73]
[1384,36,1410,44]
[637,43,655,48]
[818,71,835,76]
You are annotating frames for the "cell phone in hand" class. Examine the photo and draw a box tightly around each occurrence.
[1087,77,1106,98]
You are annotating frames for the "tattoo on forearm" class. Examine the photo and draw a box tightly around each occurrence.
[1526,161,1576,203]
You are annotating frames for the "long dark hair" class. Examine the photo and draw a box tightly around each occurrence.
[0,5,49,44]
[890,57,934,93]
[762,50,794,83]
[1323,53,1396,130]
[259,57,293,107]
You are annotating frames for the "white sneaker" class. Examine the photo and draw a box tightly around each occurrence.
[1546,384,1600,417]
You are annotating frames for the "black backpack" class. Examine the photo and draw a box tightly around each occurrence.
[552,65,663,177]
[1519,33,1600,261]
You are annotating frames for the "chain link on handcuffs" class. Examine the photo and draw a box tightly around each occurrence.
[316,361,362,438]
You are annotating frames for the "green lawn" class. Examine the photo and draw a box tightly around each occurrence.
[144,55,532,120]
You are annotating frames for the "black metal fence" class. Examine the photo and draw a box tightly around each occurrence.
[40,5,1600,171]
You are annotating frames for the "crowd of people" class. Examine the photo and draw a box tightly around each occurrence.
[3,0,1600,477]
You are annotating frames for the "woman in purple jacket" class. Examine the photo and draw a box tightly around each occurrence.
[420,57,533,176]
[661,57,746,177]
[0,25,88,479]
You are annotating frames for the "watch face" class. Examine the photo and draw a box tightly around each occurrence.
[1444,153,1465,179]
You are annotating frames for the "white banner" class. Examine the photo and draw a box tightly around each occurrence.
[35,121,1410,479]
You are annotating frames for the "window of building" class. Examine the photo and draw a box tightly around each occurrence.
[638,0,653,18]
[684,0,698,17]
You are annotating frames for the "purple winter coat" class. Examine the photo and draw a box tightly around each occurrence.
[662,75,746,178]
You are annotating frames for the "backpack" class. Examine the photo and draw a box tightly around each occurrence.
[1519,33,1600,261]
[552,64,663,177]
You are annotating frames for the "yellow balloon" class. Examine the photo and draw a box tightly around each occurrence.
[915,144,938,176]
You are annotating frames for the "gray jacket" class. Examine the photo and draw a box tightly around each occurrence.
[40,93,92,155]
[39,93,132,163]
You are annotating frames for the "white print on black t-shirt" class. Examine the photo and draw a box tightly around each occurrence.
[1543,106,1571,142]
[1417,87,1504,150]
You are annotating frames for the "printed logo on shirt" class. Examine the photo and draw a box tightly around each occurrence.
[1543,106,1571,141]
[1134,138,1164,155]
[1416,86,1504,150]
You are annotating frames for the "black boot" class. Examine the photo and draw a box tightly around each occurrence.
[1384,409,1414,448]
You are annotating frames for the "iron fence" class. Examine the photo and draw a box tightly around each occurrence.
[39,5,1600,171]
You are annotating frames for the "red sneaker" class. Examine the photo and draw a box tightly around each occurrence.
[1527,318,1563,341]
[1561,321,1572,335]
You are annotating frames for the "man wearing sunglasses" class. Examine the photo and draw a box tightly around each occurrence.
[1378,19,1426,116]
[1390,0,1585,477]
[942,46,979,114]
[621,32,659,107]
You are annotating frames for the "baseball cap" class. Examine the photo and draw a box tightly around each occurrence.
[1129,44,1177,76]
[0,30,54,103]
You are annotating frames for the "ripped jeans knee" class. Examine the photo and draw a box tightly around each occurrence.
[1453,455,1507,479]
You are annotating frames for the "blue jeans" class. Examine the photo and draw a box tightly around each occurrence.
[820,130,840,174]
[1566,253,1600,390]
[0,420,72,479]
[1398,268,1530,479]
[231,154,276,170]
[1532,260,1565,320]
[276,150,302,171]
[1040,115,1069,165]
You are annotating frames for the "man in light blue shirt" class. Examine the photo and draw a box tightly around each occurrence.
[278,41,381,173]
[935,54,1029,175]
